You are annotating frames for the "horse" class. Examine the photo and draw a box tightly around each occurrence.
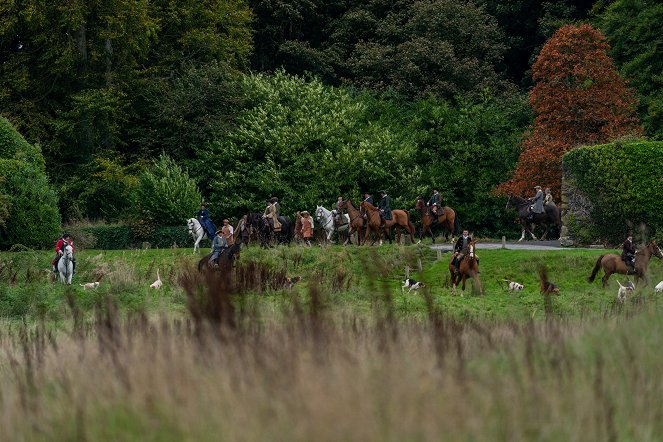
[246,213,293,248]
[315,205,350,243]
[448,239,482,296]
[588,241,663,287]
[57,244,74,285]
[197,243,242,272]
[337,200,365,245]
[187,218,208,253]
[505,193,562,241]
[360,202,416,245]
[414,197,459,243]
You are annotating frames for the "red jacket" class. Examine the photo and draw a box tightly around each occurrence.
[56,238,74,254]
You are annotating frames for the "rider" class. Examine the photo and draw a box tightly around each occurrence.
[222,219,235,247]
[622,234,636,272]
[452,230,472,275]
[427,188,442,219]
[209,229,229,267]
[301,210,314,247]
[361,192,374,219]
[527,185,545,221]
[334,196,346,228]
[544,188,554,206]
[377,190,392,227]
[197,203,217,239]
[52,232,75,274]
[263,197,282,232]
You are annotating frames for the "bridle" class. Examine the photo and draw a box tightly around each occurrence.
[188,219,204,237]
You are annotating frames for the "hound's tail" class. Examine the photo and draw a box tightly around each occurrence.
[587,255,604,283]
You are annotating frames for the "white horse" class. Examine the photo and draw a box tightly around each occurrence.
[57,244,74,285]
[187,218,208,253]
[315,205,350,243]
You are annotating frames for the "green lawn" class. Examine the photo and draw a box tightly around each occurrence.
[1,244,662,321]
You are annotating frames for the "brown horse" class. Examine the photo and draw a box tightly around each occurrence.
[448,239,482,296]
[338,199,365,245]
[414,197,458,243]
[360,202,415,245]
[588,241,663,287]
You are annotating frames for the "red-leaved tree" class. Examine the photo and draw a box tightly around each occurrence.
[497,24,641,199]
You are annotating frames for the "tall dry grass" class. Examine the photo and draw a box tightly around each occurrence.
[2,265,663,441]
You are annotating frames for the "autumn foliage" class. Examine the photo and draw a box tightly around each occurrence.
[497,24,642,199]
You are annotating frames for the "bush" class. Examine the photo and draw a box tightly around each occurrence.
[131,154,201,226]
[69,224,202,250]
[0,119,60,249]
[563,140,663,243]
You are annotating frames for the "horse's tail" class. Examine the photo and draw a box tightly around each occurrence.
[453,212,461,234]
[587,255,605,283]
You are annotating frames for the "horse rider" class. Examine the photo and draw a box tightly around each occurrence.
[622,234,636,272]
[197,203,217,239]
[222,219,235,247]
[361,192,374,219]
[263,197,282,232]
[209,229,229,267]
[427,188,442,220]
[452,230,472,275]
[301,210,315,247]
[377,190,392,227]
[527,185,545,221]
[52,232,75,274]
[334,196,346,228]
[544,187,554,206]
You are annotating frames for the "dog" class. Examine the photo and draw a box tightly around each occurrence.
[538,266,560,295]
[503,279,524,292]
[616,280,635,304]
[79,282,100,290]
[284,276,302,289]
[150,269,163,289]
[401,278,425,294]
[655,281,663,294]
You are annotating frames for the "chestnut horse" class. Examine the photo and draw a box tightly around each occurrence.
[414,197,458,243]
[338,199,365,245]
[588,241,663,287]
[360,202,415,245]
[448,239,482,296]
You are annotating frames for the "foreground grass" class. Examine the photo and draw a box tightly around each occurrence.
[0,244,662,321]
[3,280,663,441]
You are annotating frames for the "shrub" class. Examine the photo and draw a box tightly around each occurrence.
[131,154,201,226]
[69,224,201,250]
[563,140,663,243]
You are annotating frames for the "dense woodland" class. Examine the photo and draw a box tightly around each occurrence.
[0,0,661,247]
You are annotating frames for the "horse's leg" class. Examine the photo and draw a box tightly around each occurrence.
[541,224,549,241]
[519,226,526,242]
[450,271,457,296]
[461,275,466,297]
[602,271,611,288]
[527,224,538,241]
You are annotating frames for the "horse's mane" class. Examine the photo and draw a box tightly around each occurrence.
[509,194,528,204]
[343,200,358,210]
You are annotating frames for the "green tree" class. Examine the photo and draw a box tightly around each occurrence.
[0,118,60,249]
[596,0,663,139]
[132,154,201,227]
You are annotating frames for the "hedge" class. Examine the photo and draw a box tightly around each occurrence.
[563,140,663,243]
[68,225,207,250]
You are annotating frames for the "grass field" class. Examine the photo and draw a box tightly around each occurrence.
[2,243,663,440]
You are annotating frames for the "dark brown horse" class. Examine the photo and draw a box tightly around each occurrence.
[197,243,242,272]
[588,241,663,287]
[448,238,482,296]
[414,197,459,243]
[506,193,562,241]
[338,199,365,245]
[360,202,415,245]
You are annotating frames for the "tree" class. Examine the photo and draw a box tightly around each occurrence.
[596,0,663,139]
[496,24,642,199]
